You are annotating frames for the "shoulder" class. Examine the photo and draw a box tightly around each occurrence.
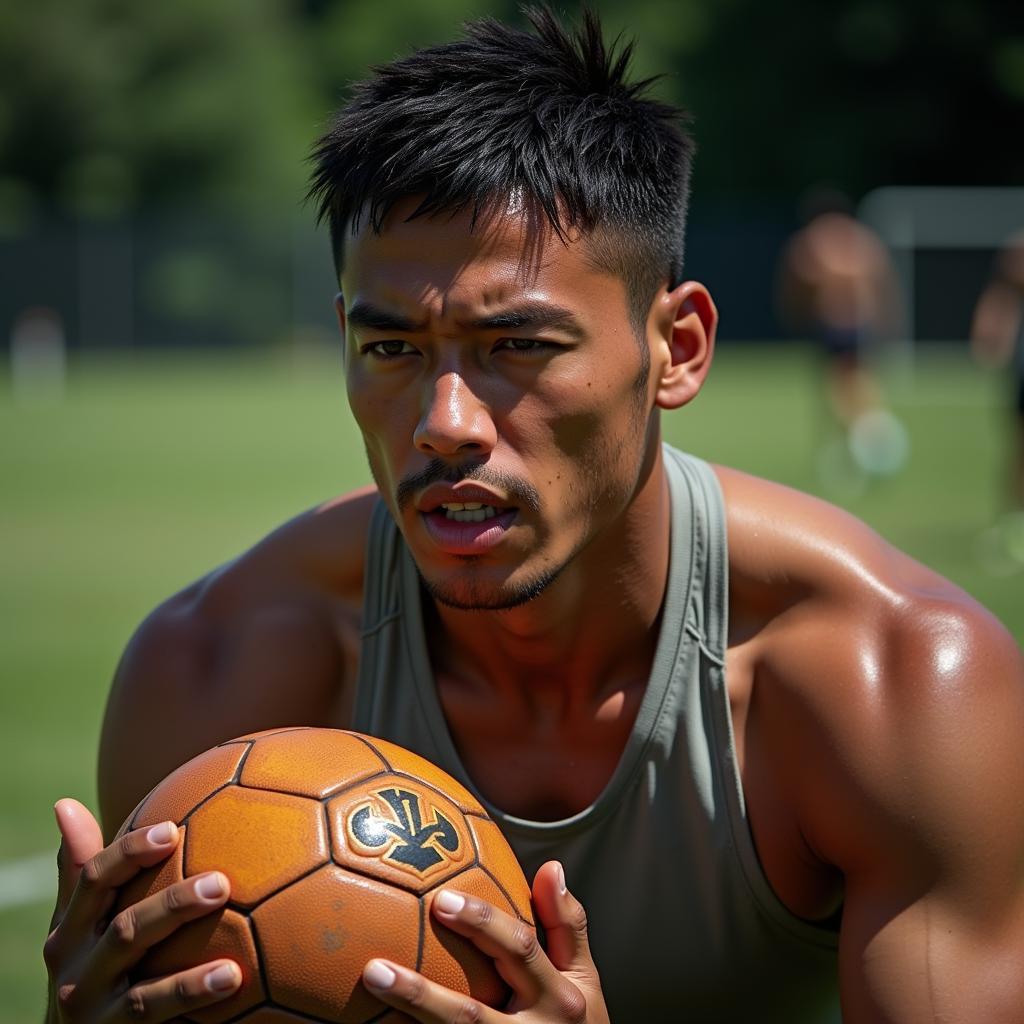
[98,486,380,835]
[714,461,1021,708]
[715,464,1024,871]
[136,484,380,658]
[711,475,1024,1018]
[715,463,972,625]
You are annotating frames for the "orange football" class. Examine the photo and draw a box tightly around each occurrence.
[114,727,534,1023]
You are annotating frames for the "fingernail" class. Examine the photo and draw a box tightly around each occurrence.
[146,822,176,846]
[205,963,239,992]
[364,960,396,990]
[196,873,226,900]
[435,890,465,915]
[557,862,567,895]
[54,800,77,828]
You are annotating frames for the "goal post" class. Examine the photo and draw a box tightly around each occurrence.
[857,187,1024,373]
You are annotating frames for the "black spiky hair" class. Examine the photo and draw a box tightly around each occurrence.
[308,6,695,325]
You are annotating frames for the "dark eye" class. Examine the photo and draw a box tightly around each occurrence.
[365,340,416,359]
[496,337,547,353]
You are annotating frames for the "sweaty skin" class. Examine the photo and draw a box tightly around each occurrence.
[49,204,1024,1024]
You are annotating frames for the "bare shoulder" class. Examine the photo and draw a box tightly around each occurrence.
[715,463,1024,873]
[715,463,1017,650]
[98,486,380,836]
[194,484,379,614]
[715,463,950,608]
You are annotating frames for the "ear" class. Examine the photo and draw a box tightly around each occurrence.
[651,281,717,410]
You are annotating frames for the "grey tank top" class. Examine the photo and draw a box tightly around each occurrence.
[353,445,840,1022]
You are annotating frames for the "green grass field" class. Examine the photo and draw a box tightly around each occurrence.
[1,343,1020,1020]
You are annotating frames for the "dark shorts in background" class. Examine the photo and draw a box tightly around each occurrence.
[820,325,863,360]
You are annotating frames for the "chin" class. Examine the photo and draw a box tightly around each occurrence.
[420,564,562,612]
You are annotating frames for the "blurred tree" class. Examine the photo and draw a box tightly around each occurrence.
[584,0,1024,200]
[0,0,325,348]
[0,0,318,222]
[304,0,513,102]
[2,0,1020,219]
[1,0,1020,348]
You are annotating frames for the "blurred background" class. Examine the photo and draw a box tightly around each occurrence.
[2,0,1023,1018]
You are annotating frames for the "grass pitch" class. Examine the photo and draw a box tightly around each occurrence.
[0,343,1018,1020]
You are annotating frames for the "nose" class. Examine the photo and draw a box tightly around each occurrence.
[414,370,496,457]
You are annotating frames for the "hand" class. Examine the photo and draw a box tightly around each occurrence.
[43,798,242,1022]
[362,860,609,1023]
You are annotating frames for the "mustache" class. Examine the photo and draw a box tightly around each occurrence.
[395,460,542,515]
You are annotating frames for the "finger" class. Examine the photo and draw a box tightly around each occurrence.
[363,959,499,1024]
[59,822,180,941]
[53,799,105,920]
[77,871,231,1002]
[429,888,553,1004]
[103,959,241,1023]
[532,861,596,976]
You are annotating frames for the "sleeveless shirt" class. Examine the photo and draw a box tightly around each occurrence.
[353,445,841,1022]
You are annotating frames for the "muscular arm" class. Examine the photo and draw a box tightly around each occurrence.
[832,608,1024,1021]
[97,490,376,839]
[721,466,1024,1020]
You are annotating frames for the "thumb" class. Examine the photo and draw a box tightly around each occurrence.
[532,861,596,977]
[53,799,104,918]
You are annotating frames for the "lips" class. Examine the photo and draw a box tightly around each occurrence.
[415,484,518,555]
[416,482,510,514]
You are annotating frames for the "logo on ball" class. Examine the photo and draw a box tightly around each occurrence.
[348,787,461,876]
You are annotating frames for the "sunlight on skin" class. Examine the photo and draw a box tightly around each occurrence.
[856,643,884,704]
[594,690,627,723]
[933,641,964,679]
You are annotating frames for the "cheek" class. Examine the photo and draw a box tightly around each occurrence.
[550,407,606,464]
[348,375,413,444]
[347,387,407,494]
[544,376,648,467]
[347,370,382,426]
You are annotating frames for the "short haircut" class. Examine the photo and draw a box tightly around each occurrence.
[308,6,695,331]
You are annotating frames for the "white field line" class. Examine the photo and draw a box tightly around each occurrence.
[0,851,56,911]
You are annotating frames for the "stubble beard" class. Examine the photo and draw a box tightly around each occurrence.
[418,558,566,612]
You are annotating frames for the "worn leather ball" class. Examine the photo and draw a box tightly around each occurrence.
[115,727,534,1023]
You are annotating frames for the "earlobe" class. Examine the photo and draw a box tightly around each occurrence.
[654,282,717,410]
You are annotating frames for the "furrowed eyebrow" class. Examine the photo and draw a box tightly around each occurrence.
[346,301,426,333]
[345,299,585,339]
[468,303,585,339]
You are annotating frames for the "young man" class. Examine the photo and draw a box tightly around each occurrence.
[44,10,1024,1023]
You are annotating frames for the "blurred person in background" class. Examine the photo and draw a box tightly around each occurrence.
[776,189,908,493]
[971,230,1024,570]
[8,306,66,404]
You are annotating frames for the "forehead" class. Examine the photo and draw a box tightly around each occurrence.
[339,198,626,314]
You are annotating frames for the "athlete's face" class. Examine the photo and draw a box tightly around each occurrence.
[340,202,676,610]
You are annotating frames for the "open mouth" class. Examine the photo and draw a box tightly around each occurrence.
[419,502,518,554]
[438,501,499,523]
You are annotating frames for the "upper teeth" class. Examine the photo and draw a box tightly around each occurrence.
[441,502,497,522]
